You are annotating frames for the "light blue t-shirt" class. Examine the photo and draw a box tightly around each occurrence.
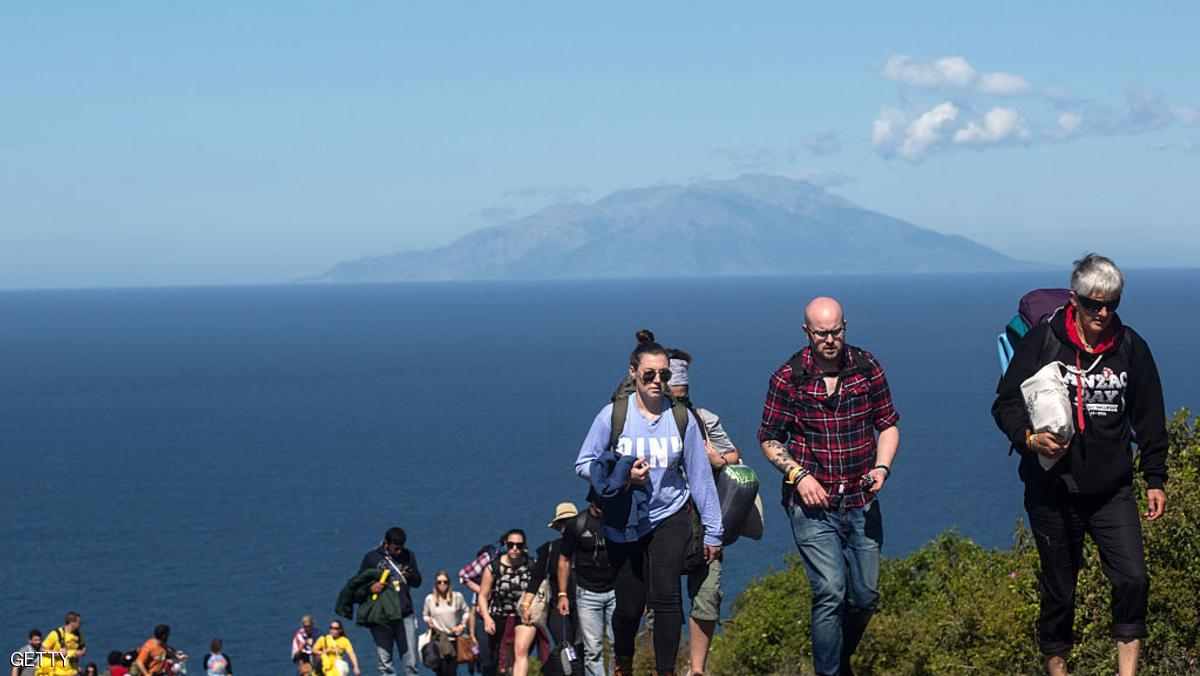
[575,394,723,546]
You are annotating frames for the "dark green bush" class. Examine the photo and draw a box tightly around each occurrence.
[709,410,1200,675]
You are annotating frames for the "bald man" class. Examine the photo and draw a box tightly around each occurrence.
[758,297,900,676]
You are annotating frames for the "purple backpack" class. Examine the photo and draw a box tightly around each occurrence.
[997,288,1070,373]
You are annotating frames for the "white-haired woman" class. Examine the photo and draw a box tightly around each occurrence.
[993,253,1167,676]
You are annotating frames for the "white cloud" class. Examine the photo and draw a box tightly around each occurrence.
[1151,139,1199,154]
[1055,112,1084,138]
[1171,105,1200,127]
[871,107,907,153]
[883,54,975,88]
[882,54,1035,97]
[800,131,842,157]
[899,102,960,160]
[953,108,1031,144]
[873,54,1200,162]
[978,72,1033,95]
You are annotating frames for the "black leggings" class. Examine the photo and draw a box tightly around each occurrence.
[1025,484,1149,656]
[607,506,691,673]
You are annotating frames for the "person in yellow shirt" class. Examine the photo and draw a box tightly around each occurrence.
[313,621,360,676]
[37,612,86,676]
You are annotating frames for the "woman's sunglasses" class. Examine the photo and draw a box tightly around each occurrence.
[436,579,449,585]
[1076,294,1120,313]
[505,540,527,550]
[639,368,672,384]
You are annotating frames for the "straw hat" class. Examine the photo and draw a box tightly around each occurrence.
[548,502,579,527]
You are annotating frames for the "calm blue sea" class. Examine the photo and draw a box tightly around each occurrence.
[3,271,1197,674]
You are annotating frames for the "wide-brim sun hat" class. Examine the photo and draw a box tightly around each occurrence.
[548,502,579,527]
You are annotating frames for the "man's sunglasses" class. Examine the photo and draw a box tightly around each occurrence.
[1076,294,1120,314]
[505,541,527,550]
[806,325,846,340]
[639,368,672,384]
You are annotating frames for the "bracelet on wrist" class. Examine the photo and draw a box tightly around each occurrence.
[785,466,802,484]
[873,464,891,479]
[556,591,568,597]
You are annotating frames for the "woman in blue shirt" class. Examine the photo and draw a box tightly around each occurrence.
[574,334,722,676]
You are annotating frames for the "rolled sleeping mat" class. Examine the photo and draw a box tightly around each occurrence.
[716,464,760,546]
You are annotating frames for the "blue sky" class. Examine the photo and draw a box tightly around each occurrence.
[2,2,1197,288]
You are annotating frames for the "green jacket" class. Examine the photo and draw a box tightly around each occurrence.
[336,567,407,627]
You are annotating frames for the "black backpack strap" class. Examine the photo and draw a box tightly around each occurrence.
[786,350,807,388]
[1039,324,1062,364]
[608,395,628,452]
[670,398,691,447]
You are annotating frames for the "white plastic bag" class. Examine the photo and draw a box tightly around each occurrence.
[1020,361,1074,470]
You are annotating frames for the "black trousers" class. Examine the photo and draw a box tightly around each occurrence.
[1025,483,1149,656]
[607,506,691,674]
[472,612,497,676]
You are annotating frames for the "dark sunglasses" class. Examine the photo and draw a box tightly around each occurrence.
[639,368,673,384]
[436,579,449,585]
[1076,294,1120,314]
[505,541,527,550]
[806,325,846,340]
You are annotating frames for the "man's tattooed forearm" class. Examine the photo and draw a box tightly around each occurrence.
[762,440,794,473]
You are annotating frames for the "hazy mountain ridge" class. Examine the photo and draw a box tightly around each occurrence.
[315,174,1032,282]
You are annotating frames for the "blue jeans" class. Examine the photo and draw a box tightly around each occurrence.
[788,500,883,676]
[575,587,615,676]
[370,615,418,676]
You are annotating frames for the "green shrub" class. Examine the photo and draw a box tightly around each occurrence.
[709,410,1200,675]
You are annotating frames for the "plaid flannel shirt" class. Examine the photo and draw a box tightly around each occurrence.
[458,543,504,586]
[758,344,899,508]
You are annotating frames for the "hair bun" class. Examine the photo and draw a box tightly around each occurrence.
[635,328,655,344]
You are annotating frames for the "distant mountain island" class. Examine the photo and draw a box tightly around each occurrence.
[313,174,1036,282]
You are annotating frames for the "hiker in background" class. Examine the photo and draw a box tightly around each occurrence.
[993,253,1167,676]
[359,527,422,676]
[291,615,317,675]
[423,570,471,676]
[41,612,86,676]
[11,628,41,676]
[558,493,615,676]
[666,348,741,676]
[134,625,186,676]
[82,666,97,676]
[759,297,900,676]
[101,652,127,676]
[201,639,231,676]
[458,537,506,676]
[477,528,535,676]
[575,336,723,676]
[314,620,361,676]
[521,503,578,676]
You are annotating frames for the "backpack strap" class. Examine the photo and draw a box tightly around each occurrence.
[1039,324,1062,365]
[608,395,629,452]
[788,346,867,388]
[671,398,691,447]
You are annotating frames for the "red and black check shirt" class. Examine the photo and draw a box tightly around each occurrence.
[758,344,900,508]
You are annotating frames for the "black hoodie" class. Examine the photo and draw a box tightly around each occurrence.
[992,310,1167,495]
